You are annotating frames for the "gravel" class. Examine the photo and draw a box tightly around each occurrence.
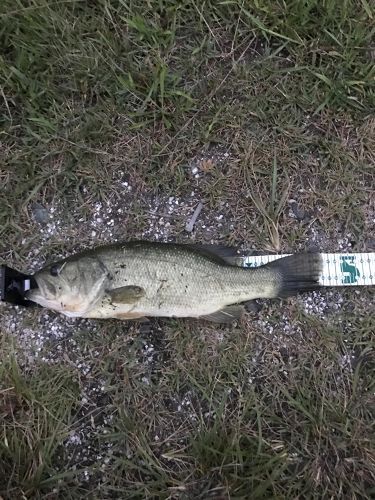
[0,146,368,481]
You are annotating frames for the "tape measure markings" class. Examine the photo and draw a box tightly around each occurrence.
[241,253,375,287]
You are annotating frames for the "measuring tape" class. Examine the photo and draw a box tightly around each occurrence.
[240,253,375,287]
[1,252,374,309]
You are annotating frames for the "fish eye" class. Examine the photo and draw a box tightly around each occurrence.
[50,265,60,277]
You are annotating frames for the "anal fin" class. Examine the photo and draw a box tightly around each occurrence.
[201,305,244,323]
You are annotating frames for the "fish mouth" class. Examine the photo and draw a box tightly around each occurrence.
[25,276,58,307]
[26,288,63,311]
[25,288,48,306]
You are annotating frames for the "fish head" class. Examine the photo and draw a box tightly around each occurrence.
[26,255,108,316]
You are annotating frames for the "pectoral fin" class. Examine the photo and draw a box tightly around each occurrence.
[106,285,145,304]
[201,305,244,323]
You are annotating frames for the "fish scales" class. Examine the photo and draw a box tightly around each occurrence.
[26,241,322,322]
[96,244,269,317]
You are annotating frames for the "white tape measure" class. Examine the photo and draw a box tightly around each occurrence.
[241,253,375,287]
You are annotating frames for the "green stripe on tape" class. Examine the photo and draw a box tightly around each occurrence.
[241,253,375,287]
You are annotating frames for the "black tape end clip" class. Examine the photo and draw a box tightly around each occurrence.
[0,265,38,307]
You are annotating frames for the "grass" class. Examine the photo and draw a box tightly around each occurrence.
[0,335,80,497]
[0,0,374,498]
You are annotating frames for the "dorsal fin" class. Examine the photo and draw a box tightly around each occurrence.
[184,244,243,266]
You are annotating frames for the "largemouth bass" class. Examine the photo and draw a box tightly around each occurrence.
[26,241,322,322]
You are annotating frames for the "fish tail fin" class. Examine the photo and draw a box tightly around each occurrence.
[263,253,323,297]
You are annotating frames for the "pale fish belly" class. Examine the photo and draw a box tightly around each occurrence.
[82,302,212,319]
[82,285,226,319]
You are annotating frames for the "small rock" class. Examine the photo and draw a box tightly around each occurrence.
[31,203,49,224]
[245,300,263,313]
[306,242,320,252]
[185,202,203,232]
